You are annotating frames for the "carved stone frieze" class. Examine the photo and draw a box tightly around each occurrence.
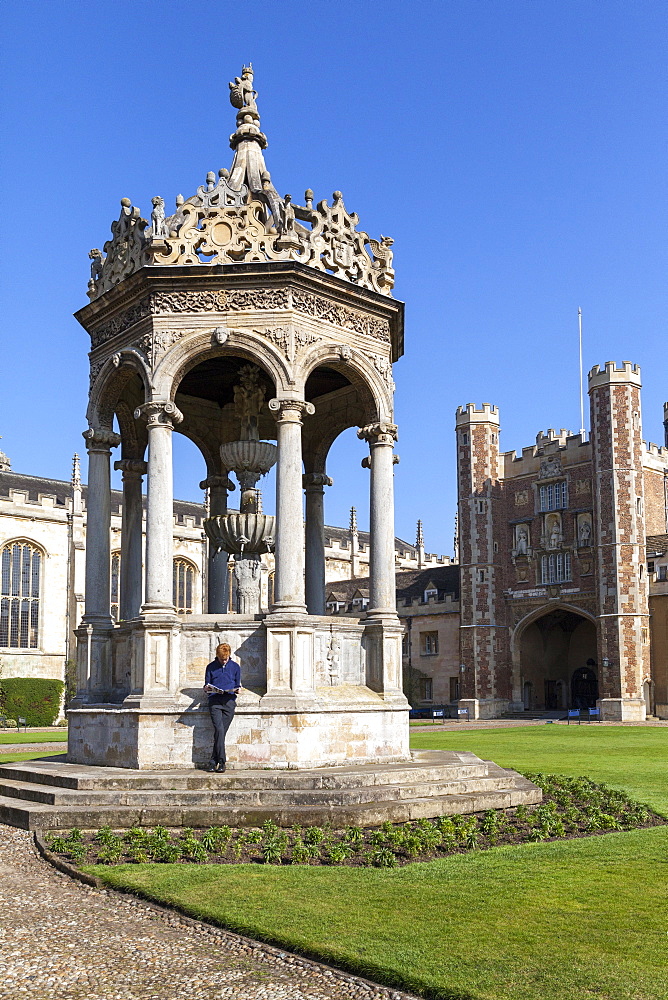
[152,290,227,314]
[91,299,152,348]
[225,288,290,311]
[291,289,390,343]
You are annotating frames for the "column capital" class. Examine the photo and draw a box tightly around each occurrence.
[114,458,147,479]
[134,400,183,428]
[302,472,333,490]
[82,427,121,453]
[199,474,236,492]
[268,398,315,421]
[357,421,398,445]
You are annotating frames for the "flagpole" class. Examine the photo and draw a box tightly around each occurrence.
[578,307,586,440]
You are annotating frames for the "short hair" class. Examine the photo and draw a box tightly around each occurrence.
[216,642,232,655]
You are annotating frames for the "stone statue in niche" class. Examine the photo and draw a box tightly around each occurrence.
[578,514,592,547]
[515,524,529,556]
[547,514,562,549]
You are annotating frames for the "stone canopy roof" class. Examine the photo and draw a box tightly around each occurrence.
[87,65,395,303]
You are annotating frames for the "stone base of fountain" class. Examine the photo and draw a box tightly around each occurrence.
[67,614,408,770]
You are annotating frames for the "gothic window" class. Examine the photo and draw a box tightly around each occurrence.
[0,541,41,649]
[541,552,572,584]
[539,481,568,512]
[173,558,195,615]
[111,553,120,621]
[420,631,439,655]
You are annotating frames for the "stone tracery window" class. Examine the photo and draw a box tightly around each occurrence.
[0,541,41,648]
[173,558,195,615]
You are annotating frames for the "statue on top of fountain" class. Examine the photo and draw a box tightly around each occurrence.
[229,64,258,113]
[234,364,266,441]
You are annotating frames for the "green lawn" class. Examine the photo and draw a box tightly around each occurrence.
[0,750,66,763]
[81,726,668,1000]
[411,725,668,816]
[0,731,67,744]
[88,827,668,1000]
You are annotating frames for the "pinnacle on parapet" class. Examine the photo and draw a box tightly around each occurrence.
[349,506,358,534]
[416,519,424,547]
[71,453,81,488]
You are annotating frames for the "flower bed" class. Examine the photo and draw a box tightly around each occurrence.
[44,773,664,869]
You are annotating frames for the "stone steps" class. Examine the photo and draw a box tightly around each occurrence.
[0,752,541,830]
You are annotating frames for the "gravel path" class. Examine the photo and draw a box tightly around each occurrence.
[0,825,415,1000]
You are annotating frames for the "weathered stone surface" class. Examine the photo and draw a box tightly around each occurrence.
[0,750,541,830]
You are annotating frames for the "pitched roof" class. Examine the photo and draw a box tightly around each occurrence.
[327,565,460,604]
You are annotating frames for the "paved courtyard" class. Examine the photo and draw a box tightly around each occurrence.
[0,825,413,1000]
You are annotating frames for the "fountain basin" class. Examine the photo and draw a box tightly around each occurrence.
[204,512,275,554]
[219,440,277,475]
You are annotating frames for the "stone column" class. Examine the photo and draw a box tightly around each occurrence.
[114,459,147,621]
[81,428,121,628]
[358,422,399,619]
[303,472,332,616]
[200,474,235,614]
[134,401,182,615]
[268,398,314,614]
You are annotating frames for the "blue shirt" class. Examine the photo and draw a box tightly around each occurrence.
[205,657,241,695]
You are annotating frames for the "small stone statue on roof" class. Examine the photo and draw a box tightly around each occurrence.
[151,196,167,238]
[229,64,257,113]
[88,248,104,283]
[280,194,295,233]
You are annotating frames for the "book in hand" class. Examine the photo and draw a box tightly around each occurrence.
[204,683,239,695]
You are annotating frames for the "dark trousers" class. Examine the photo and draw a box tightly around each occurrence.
[208,694,236,763]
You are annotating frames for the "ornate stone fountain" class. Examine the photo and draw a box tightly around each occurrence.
[204,365,276,614]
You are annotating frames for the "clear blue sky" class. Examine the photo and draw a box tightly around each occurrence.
[1,0,665,556]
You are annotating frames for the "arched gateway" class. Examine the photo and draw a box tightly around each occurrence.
[515,607,598,711]
[68,67,409,769]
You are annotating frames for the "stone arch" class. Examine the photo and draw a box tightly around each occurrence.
[511,604,598,711]
[300,349,389,475]
[151,331,291,402]
[297,343,391,423]
[87,351,150,432]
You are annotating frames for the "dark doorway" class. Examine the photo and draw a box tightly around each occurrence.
[571,664,598,709]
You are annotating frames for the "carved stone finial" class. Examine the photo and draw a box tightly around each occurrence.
[71,453,81,488]
[416,519,424,548]
[350,506,358,534]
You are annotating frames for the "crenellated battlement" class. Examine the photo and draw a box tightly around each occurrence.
[502,430,590,478]
[588,361,641,389]
[0,489,68,511]
[455,403,500,427]
[643,440,668,471]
